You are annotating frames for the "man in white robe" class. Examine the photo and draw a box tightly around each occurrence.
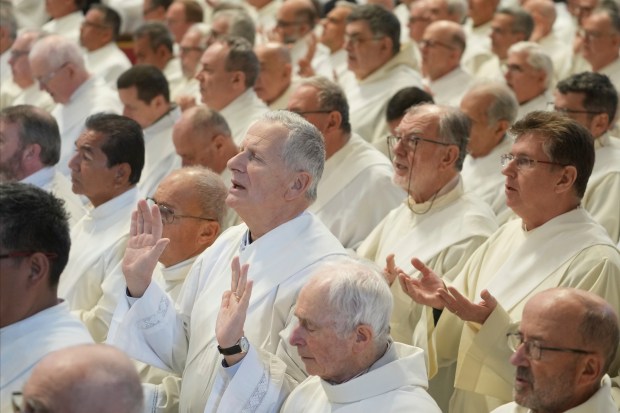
[339,5,423,154]
[195,36,268,144]
[107,111,348,412]
[0,183,93,412]
[254,43,294,110]
[460,81,519,223]
[59,114,145,343]
[399,110,620,412]
[41,0,84,44]
[319,2,354,80]
[170,23,206,106]
[461,0,497,77]
[0,6,18,103]
[553,71,620,243]
[117,65,182,198]
[288,76,405,249]
[205,257,441,412]
[0,105,84,226]
[492,288,619,413]
[80,4,131,89]
[28,35,122,177]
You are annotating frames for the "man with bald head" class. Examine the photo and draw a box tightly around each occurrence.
[20,344,143,413]
[493,288,619,413]
[254,42,294,109]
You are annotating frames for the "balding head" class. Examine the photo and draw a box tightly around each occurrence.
[254,42,292,105]
[523,0,556,41]
[421,20,466,80]
[22,344,143,413]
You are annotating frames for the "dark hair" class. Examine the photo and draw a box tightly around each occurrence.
[0,183,71,286]
[181,0,204,23]
[510,111,594,198]
[220,36,259,88]
[89,4,122,40]
[556,72,618,126]
[386,87,434,122]
[117,64,170,103]
[84,113,145,185]
[497,6,534,39]
[133,22,174,54]
[0,105,61,166]
[347,4,400,55]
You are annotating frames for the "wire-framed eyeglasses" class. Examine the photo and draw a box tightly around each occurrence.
[145,197,216,225]
[387,135,451,153]
[500,153,567,170]
[506,333,593,360]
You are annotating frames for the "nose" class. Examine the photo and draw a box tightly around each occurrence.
[226,150,244,172]
[509,343,528,367]
[501,156,517,177]
[288,323,304,347]
[68,151,80,171]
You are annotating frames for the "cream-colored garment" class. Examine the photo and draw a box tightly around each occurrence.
[424,66,473,106]
[41,11,84,43]
[219,88,269,145]
[9,82,56,112]
[84,42,132,88]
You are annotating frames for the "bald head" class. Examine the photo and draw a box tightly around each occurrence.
[254,42,292,105]
[523,0,556,40]
[421,20,466,81]
[23,344,143,413]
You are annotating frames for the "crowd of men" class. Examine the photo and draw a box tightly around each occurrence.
[1,0,619,412]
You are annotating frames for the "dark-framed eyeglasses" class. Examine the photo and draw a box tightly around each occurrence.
[500,153,567,170]
[548,102,603,116]
[276,19,306,28]
[419,39,455,50]
[506,332,594,361]
[81,20,110,30]
[387,134,452,152]
[288,109,333,117]
[344,33,386,46]
[0,251,58,260]
[145,197,216,225]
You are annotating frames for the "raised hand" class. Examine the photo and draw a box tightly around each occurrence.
[437,287,498,324]
[123,199,170,298]
[398,258,446,309]
[383,254,399,286]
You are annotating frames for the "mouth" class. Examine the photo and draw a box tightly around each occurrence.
[230,179,246,191]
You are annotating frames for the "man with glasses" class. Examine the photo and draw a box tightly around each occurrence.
[28,34,121,176]
[287,76,404,248]
[460,0,498,77]
[80,4,131,88]
[165,0,203,44]
[420,20,472,106]
[0,183,92,413]
[59,113,144,343]
[397,110,620,412]
[553,71,620,244]
[320,1,355,80]
[493,288,618,413]
[172,22,207,106]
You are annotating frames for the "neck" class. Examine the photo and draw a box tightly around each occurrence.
[242,204,307,240]
[325,130,349,159]
[521,201,580,231]
[409,172,458,204]
[589,54,618,72]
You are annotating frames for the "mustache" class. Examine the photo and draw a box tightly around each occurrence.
[516,366,533,384]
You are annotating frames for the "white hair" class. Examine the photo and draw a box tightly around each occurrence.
[29,34,86,71]
[508,41,554,89]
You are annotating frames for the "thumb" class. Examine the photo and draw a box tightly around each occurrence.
[480,289,498,309]
[153,238,170,257]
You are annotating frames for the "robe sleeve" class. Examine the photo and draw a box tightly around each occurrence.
[582,172,620,244]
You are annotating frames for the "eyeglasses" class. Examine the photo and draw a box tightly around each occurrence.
[506,332,593,360]
[548,102,602,116]
[0,251,58,260]
[502,63,526,74]
[145,197,216,225]
[36,62,69,87]
[500,153,567,170]
[344,33,385,46]
[577,28,618,42]
[276,19,306,28]
[11,392,52,413]
[289,109,332,117]
[81,20,110,30]
[387,135,452,152]
[180,46,205,55]
[419,39,455,50]
[409,16,431,25]
[11,392,22,413]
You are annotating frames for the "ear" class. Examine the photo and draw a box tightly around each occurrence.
[197,220,220,248]
[324,110,342,134]
[352,324,374,353]
[590,112,610,137]
[493,120,510,142]
[212,133,226,150]
[156,44,170,61]
[283,63,293,80]
[284,171,311,201]
[554,165,577,194]
[113,162,131,185]
[26,252,51,289]
[21,143,42,164]
[379,36,393,55]
[439,145,460,170]
[576,354,604,389]
[150,94,167,110]
[231,71,246,91]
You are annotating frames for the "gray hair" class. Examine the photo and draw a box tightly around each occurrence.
[186,22,211,49]
[508,41,554,89]
[310,257,392,345]
[498,6,534,39]
[213,8,256,46]
[447,0,468,24]
[220,36,259,88]
[259,111,325,201]
[347,4,401,55]
[0,2,17,40]
[134,22,174,54]
[298,76,351,133]
[467,80,519,126]
[186,106,232,138]
[29,34,86,72]
[181,166,229,231]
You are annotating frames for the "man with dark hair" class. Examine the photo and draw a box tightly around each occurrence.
[339,4,423,155]
[385,86,434,134]
[80,4,131,87]
[195,36,268,143]
[399,111,620,412]
[117,64,181,197]
[0,183,92,412]
[59,113,145,343]
[42,0,85,43]
[0,105,84,225]
[165,0,204,44]
[553,71,620,243]
[143,0,174,22]
[133,21,183,93]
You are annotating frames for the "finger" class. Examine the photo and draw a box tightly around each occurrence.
[130,210,138,237]
[221,290,232,309]
[411,257,433,278]
[236,263,250,298]
[385,254,396,272]
[137,200,148,234]
[480,289,498,309]
[142,200,154,235]
[151,202,163,238]
[153,238,170,258]
[437,288,458,311]
[240,279,253,309]
[231,256,240,293]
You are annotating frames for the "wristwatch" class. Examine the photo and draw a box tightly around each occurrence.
[217,336,250,355]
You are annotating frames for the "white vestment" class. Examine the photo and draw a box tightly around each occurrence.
[101,0,144,35]
[163,58,185,97]
[59,187,139,342]
[516,91,550,121]
[84,42,132,88]
[424,67,473,106]
[219,89,269,145]
[10,83,56,112]
[329,49,349,81]
[20,166,85,227]
[462,20,494,77]
[290,37,333,80]
[139,106,182,198]
[537,31,572,82]
[0,301,93,412]
[267,83,295,111]
[474,56,504,83]
[12,0,49,30]
[41,11,84,43]
[599,58,620,95]
[107,212,347,412]
[492,375,617,413]
[429,208,620,413]
[170,76,201,103]
[52,76,122,176]
[1,50,11,85]
[309,134,405,249]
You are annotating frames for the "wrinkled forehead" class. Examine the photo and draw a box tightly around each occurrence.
[242,120,288,150]
[397,109,440,136]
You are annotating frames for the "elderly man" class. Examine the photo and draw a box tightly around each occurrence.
[459,81,519,223]
[339,5,423,154]
[206,258,442,412]
[504,42,554,120]
[399,111,620,412]
[117,64,181,198]
[107,111,347,411]
[28,35,121,177]
[133,22,183,94]
[421,20,472,106]
[426,0,468,23]
[553,72,620,243]
[143,0,172,22]
[0,105,84,225]
[254,42,294,109]
[20,344,143,413]
[80,4,131,88]
[357,104,497,380]
[59,113,144,343]
[165,0,203,44]
[288,76,405,249]
[172,22,207,104]
[209,6,256,46]
[320,2,355,80]
[0,183,92,412]
[492,288,619,413]
[461,0,498,77]
[195,36,268,144]
[42,0,84,43]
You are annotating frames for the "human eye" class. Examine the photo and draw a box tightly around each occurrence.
[516,156,533,168]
